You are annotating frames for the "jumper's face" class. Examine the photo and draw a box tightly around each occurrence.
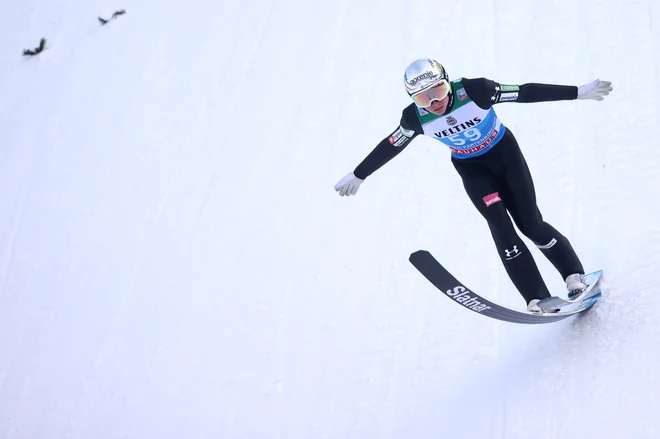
[411,81,451,115]
[426,94,450,115]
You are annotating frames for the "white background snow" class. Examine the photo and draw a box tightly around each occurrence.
[1,0,659,438]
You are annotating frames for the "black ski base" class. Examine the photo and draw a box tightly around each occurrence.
[409,250,600,324]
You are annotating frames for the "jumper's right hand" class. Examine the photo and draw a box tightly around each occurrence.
[334,172,364,197]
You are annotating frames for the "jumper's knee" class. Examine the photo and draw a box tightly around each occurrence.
[514,217,546,243]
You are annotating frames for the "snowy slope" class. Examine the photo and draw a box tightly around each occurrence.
[1,0,659,438]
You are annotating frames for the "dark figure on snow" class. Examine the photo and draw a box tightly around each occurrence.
[335,58,612,312]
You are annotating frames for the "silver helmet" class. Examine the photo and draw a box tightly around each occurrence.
[403,58,449,96]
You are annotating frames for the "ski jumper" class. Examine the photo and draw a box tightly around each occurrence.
[353,77,584,303]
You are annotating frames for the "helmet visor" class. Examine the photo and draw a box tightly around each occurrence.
[411,80,451,108]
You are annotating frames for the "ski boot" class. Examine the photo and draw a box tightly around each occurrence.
[527,299,560,314]
[565,273,588,299]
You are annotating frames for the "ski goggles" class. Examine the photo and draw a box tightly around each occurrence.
[411,80,451,108]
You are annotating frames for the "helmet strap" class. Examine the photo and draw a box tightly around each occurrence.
[445,89,454,113]
[431,87,454,115]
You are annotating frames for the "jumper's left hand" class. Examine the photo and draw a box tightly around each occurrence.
[577,79,613,101]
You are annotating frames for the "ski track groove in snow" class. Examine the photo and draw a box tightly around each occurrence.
[0,186,27,300]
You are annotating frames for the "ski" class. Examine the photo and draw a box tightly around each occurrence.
[409,250,602,324]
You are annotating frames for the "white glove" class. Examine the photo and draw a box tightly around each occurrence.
[577,79,613,101]
[334,172,364,197]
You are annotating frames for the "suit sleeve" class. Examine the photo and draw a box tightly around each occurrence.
[353,105,422,180]
[462,77,578,110]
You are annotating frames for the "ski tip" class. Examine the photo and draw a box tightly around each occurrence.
[409,249,431,261]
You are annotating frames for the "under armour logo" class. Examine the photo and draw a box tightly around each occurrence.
[491,85,501,101]
[505,246,521,260]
